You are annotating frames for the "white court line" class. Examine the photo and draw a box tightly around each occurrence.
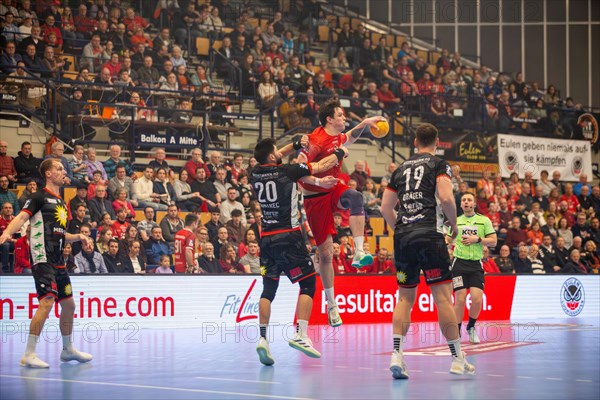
[195,376,282,385]
[0,375,310,400]
[433,371,446,374]
[517,376,533,379]
[487,374,504,377]
[546,378,562,381]
[576,379,593,383]
[410,370,422,373]
[358,367,373,370]
[335,366,349,369]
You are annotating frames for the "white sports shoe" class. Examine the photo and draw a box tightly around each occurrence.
[60,348,93,363]
[327,304,343,327]
[20,353,49,368]
[389,350,409,379]
[351,250,374,269]
[256,337,275,366]
[450,351,476,375]
[468,327,481,344]
[288,334,321,358]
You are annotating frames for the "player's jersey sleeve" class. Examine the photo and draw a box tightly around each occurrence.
[435,159,452,181]
[386,168,401,193]
[482,215,495,237]
[285,163,313,181]
[301,140,323,163]
[21,192,44,216]
[185,231,195,251]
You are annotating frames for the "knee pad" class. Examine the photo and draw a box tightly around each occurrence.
[261,277,279,302]
[339,188,365,216]
[298,274,316,298]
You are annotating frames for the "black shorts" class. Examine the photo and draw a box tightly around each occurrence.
[32,263,73,301]
[394,230,452,287]
[451,258,485,291]
[260,230,316,284]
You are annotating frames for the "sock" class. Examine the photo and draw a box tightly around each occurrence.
[260,324,267,339]
[62,335,73,351]
[393,334,404,353]
[324,287,336,306]
[25,334,39,355]
[354,236,364,252]
[297,320,308,337]
[448,338,462,358]
[466,317,477,331]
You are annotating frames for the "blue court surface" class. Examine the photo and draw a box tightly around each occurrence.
[1,319,598,400]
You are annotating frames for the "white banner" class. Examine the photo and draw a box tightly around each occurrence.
[0,276,299,332]
[497,134,592,181]
[511,275,600,320]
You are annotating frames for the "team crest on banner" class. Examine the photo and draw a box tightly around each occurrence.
[561,277,585,317]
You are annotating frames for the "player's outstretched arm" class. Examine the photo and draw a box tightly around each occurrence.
[0,212,30,245]
[309,147,348,175]
[345,115,387,146]
[299,175,338,189]
[381,189,398,229]
[65,233,90,243]
[278,135,309,158]
[436,176,458,238]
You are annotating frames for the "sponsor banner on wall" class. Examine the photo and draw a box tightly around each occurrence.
[411,131,499,176]
[497,134,593,181]
[0,276,298,330]
[309,275,516,325]
[510,275,600,320]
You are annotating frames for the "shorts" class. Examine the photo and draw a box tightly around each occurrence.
[451,258,485,291]
[394,230,452,287]
[303,183,349,246]
[32,263,73,301]
[260,230,316,284]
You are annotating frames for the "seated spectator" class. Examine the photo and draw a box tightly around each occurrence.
[557,218,574,248]
[362,178,381,217]
[153,167,176,208]
[120,239,146,274]
[514,245,533,274]
[190,167,220,212]
[88,185,115,226]
[369,247,394,274]
[212,226,230,257]
[159,204,184,249]
[198,241,221,273]
[154,254,174,274]
[257,70,278,109]
[0,202,16,272]
[562,249,588,274]
[144,226,171,268]
[238,228,257,258]
[482,246,500,273]
[104,144,136,180]
[221,187,246,225]
[87,171,104,200]
[572,213,592,244]
[554,237,570,269]
[239,240,260,274]
[527,221,544,246]
[74,239,109,274]
[18,179,37,209]
[0,141,18,188]
[96,226,113,254]
[137,207,159,241]
[110,207,131,240]
[506,217,529,251]
[528,244,545,274]
[173,169,202,212]
[539,234,562,273]
[205,210,223,243]
[112,188,136,220]
[63,243,78,274]
[80,34,109,73]
[582,241,600,273]
[13,225,31,274]
[495,245,515,273]
[84,148,108,183]
[226,209,246,245]
[131,166,161,211]
[219,243,249,273]
[279,89,311,131]
[13,142,41,184]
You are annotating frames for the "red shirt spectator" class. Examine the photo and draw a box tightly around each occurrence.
[110,218,130,240]
[74,10,97,36]
[368,251,394,274]
[482,256,500,273]
[560,193,580,214]
[0,145,17,179]
[122,8,150,35]
[41,20,63,47]
[102,55,122,78]
[332,243,352,274]
[13,235,31,274]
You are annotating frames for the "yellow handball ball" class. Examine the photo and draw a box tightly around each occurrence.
[370,120,390,138]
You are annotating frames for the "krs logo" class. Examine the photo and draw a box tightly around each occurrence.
[220,279,259,322]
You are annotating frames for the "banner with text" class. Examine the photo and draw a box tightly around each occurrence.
[497,134,592,181]
[411,131,499,176]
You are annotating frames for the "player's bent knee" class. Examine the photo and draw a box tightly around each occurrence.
[340,189,365,216]
[298,275,316,298]
[261,277,279,302]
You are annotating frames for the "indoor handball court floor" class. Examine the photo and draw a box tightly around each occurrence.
[1,319,598,400]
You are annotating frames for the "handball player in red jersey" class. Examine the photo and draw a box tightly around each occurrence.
[297,98,386,326]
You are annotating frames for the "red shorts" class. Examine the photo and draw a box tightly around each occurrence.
[303,183,349,246]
